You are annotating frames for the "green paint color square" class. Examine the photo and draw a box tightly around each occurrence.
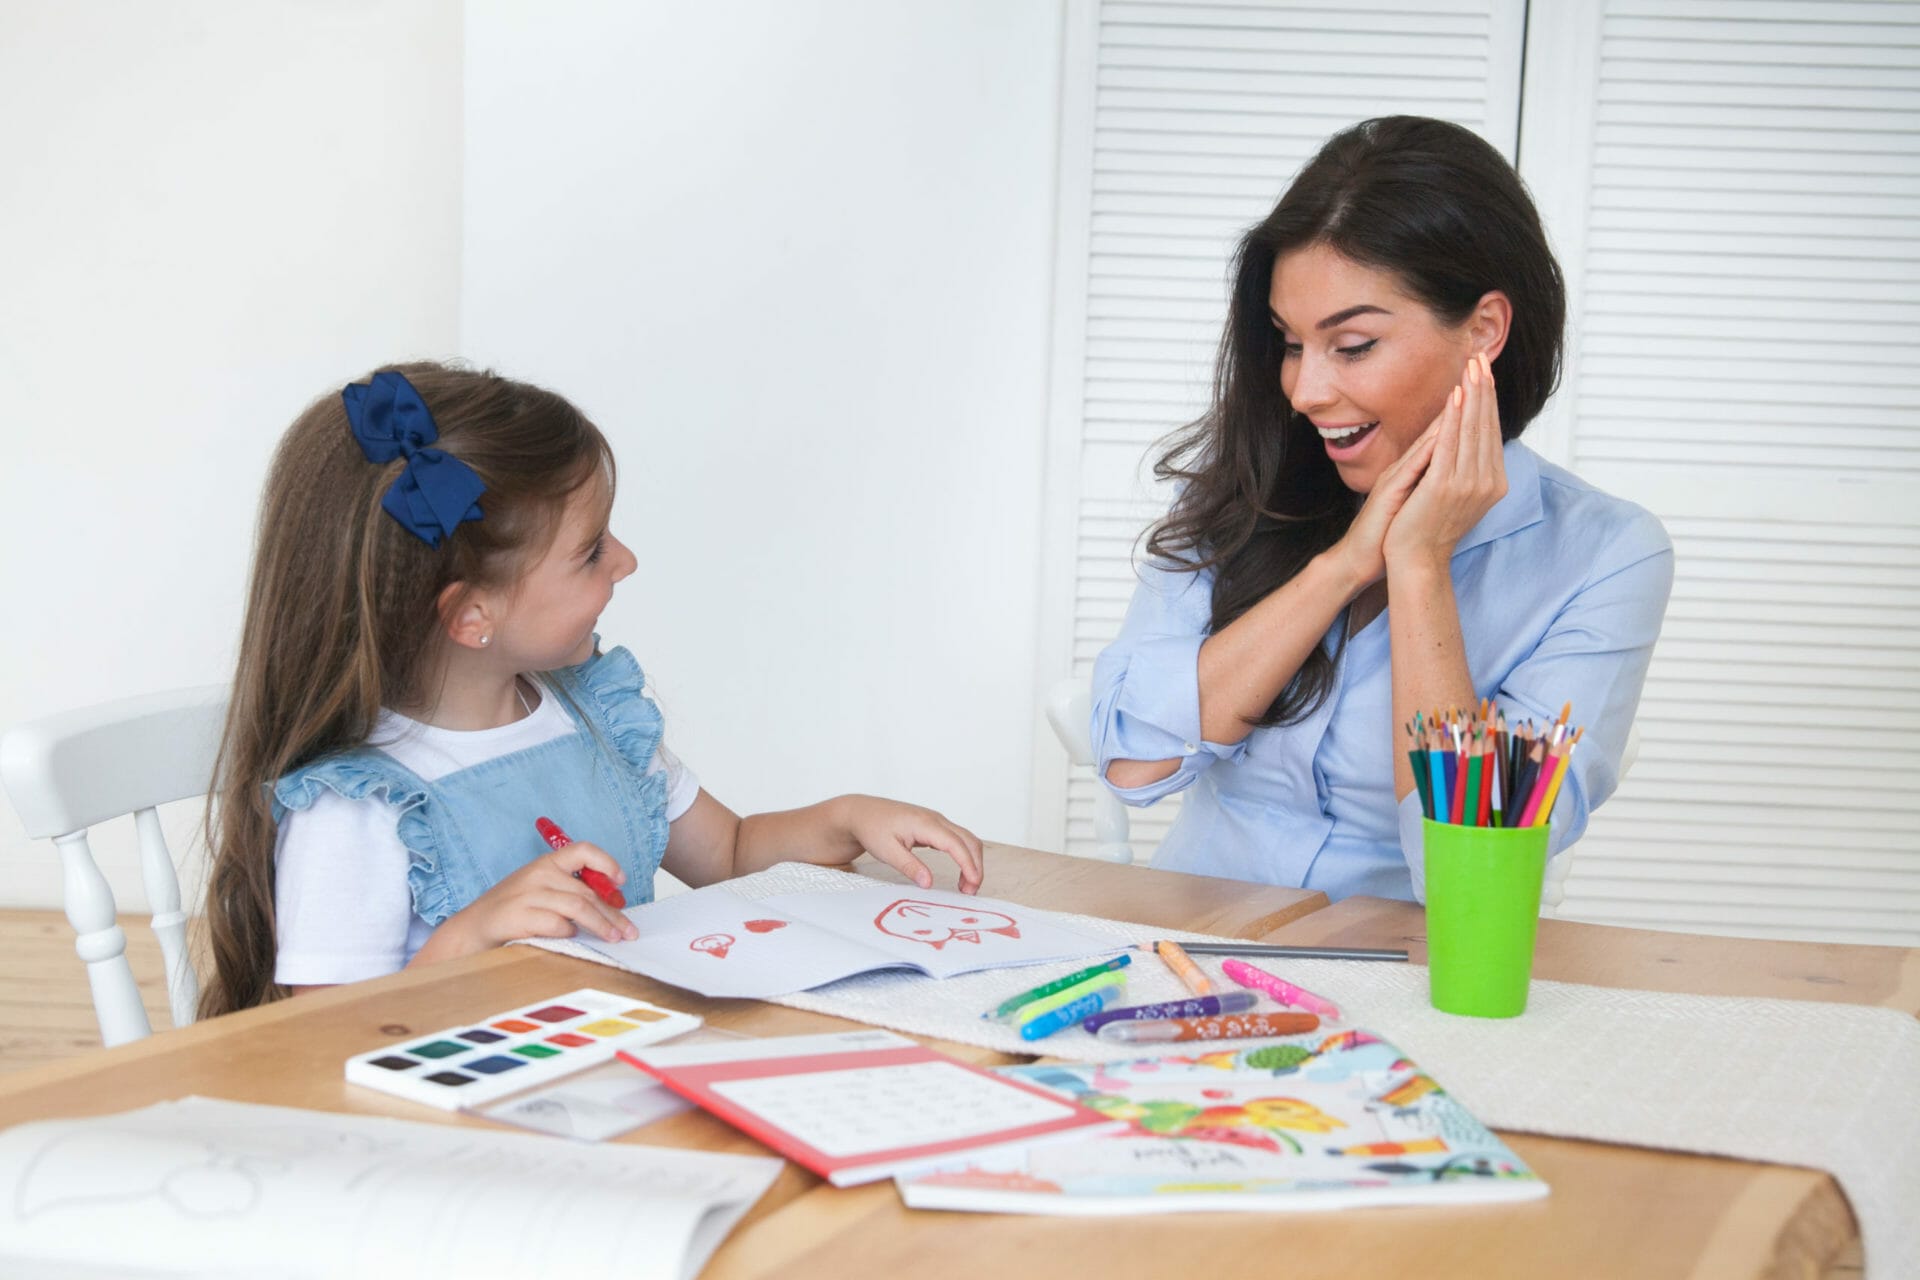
[408,1040,470,1059]
[513,1043,561,1059]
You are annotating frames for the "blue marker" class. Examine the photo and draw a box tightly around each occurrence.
[1019,987,1118,1041]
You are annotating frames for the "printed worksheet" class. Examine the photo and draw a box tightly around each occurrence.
[576,881,1117,998]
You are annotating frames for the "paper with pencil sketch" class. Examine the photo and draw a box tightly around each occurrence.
[0,1095,781,1280]
[574,880,1118,998]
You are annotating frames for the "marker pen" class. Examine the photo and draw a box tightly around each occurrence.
[1095,1011,1319,1043]
[535,816,625,908]
[1221,958,1342,1020]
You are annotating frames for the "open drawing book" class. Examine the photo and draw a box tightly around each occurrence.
[575,879,1119,998]
[0,1096,781,1280]
[898,1029,1547,1214]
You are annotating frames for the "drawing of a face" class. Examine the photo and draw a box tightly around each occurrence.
[872,900,1021,949]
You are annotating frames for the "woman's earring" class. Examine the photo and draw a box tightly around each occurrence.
[479,635,491,647]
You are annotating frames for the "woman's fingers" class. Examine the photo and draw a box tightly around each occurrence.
[1428,382,1464,480]
[1469,353,1498,476]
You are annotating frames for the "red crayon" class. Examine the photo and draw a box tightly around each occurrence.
[535,816,625,908]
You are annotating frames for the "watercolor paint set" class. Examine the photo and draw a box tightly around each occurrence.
[345,987,702,1110]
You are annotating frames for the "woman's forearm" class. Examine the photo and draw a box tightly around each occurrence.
[1104,551,1364,790]
[1195,550,1367,744]
[1386,554,1477,801]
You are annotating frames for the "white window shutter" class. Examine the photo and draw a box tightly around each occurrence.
[1520,0,1920,944]
[1032,0,1529,859]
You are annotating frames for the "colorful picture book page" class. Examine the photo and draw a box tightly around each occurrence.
[0,1096,782,1280]
[897,1029,1548,1214]
[576,881,1118,998]
[344,987,701,1111]
[623,1029,1126,1187]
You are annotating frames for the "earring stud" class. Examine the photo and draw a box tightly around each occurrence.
[479,635,491,647]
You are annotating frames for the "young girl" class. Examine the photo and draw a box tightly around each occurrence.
[200,362,983,1017]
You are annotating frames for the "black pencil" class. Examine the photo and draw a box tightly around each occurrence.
[1135,942,1408,962]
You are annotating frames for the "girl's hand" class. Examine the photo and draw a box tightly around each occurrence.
[1383,353,1507,571]
[446,841,640,951]
[838,796,986,894]
[1325,420,1441,590]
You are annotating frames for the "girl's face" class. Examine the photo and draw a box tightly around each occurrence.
[1269,242,1479,495]
[492,475,636,670]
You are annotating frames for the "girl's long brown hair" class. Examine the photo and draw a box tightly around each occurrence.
[197,362,613,1017]
[1145,116,1566,728]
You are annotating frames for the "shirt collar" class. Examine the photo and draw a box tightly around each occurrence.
[1454,440,1544,558]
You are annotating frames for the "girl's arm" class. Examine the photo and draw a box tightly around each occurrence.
[1101,423,1441,791]
[661,790,985,893]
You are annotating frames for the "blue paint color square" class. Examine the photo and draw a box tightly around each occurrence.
[457,1029,507,1044]
[463,1055,527,1075]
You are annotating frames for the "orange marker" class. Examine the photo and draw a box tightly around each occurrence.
[1154,940,1213,996]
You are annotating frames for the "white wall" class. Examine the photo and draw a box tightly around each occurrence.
[1,1,1065,911]
[461,3,1063,839]
[0,1,464,908]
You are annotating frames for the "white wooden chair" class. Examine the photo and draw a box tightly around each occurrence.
[1540,718,1640,915]
[1043,676,1136,864]
[1,686,227,1045]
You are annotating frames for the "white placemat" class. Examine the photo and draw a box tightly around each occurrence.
[528,862,1919,1277]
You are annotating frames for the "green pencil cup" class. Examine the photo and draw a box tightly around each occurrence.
[1423,818,1551,1018]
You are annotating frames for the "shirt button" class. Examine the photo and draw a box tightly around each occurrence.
[1182,742,1198,755]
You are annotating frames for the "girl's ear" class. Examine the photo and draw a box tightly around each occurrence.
[436,581,496,651]
[1468,290,1512,363]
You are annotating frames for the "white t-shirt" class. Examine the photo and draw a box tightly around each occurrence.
[273,686,698,985]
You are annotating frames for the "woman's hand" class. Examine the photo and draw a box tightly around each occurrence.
[836,796,986,894]
[431,842,639,959]
[1383,353,1507,572]
[1324,419,1441,589]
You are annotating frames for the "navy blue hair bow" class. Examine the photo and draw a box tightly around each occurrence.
[341,371,485,548]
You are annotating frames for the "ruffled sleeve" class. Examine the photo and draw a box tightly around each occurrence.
[561,644,666,773]
[272,750,458,928]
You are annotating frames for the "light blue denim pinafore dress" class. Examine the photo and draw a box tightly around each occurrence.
[272,647,671,925]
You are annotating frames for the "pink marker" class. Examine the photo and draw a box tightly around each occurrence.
[1221,958,1342,1020]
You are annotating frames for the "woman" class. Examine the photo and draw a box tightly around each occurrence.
[1091,116,1672,902]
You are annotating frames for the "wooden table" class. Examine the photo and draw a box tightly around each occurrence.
[0,848,1893,1279]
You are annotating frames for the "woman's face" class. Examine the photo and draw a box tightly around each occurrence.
[1269,242,1479,495]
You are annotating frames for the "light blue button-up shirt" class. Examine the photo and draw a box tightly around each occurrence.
[1091,442,1673,903]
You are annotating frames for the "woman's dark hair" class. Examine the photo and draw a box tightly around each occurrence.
[1146,115,1565,727]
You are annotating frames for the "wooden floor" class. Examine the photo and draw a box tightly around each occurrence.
[0,909,184,1072]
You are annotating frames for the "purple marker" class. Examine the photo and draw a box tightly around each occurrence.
[1081,990,1258,1034]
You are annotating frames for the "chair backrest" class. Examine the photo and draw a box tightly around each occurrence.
[1043,676,1136,864]
[1540,718,1640,915]
[1,685,228,1045]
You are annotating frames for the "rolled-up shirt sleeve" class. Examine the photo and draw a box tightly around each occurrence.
[1091,559,1249,806]
[1399,511,1675,898]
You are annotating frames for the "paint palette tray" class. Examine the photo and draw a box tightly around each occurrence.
[345,987,702,1111]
